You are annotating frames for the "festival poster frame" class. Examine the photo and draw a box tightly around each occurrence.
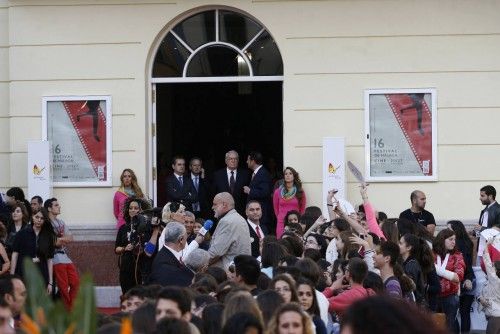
[364,88,437,182]
[42,96,112,187]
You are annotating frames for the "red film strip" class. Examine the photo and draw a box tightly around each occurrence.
[386,94,432,175]
[62,101,107,180]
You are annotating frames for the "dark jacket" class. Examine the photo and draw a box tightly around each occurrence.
[247,221,268,258]
[213,168,250,216]
[190,174,211,218]
[148,246,194,287]
[247,166,274,231]
[165,174,198,211]
[481,201,500,229]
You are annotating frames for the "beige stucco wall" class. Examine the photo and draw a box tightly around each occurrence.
[2,0,500,229]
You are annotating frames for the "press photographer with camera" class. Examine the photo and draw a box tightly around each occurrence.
[115,197,152,294]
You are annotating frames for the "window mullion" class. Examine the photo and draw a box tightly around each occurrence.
[215,9,219,42]
[242,28,265,52]
[170,30,194,54]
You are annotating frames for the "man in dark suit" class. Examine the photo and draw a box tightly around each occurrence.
[475,185,500,261]
[245,200,268,258]
[166,156,198,211]
[244,151,274,233]
[212,150,250,216]
[148,222,194,287]
[189,157,211,219]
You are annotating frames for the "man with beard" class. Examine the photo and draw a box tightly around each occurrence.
[208,192,251,269]
[475,185,500,262]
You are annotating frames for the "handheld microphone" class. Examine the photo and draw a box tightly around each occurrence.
[199,220,213,236]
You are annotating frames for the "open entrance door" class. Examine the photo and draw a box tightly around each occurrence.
[154,81,283,207]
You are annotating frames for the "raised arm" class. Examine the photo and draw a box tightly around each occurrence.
[360,186,385,240]
[334,204,366,235]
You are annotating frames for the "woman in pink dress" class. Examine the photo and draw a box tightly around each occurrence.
[273,166,306,238]
[113,169,145,229]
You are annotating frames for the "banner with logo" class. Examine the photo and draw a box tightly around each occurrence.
[364,89,437,182]
[42,96,112,187]
[27,141,52,200]
[322,137,346,215]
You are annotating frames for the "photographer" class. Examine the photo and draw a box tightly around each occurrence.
[115,197,151,294]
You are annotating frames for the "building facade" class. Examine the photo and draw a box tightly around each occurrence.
[1,0,500,237]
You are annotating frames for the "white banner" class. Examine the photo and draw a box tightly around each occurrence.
[27,141,52,201]
[322,137,346,216]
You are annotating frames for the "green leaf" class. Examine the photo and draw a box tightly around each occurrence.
[70,273,97,334]
[45,301,71,334]
[22,258,53,319]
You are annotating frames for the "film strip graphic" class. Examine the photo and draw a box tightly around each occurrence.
[62,101,107,180]
[386,94,433,175]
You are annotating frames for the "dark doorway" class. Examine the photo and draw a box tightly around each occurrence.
[155,81,283,206]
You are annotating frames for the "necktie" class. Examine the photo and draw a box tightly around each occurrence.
[256,226,262,239]
[194,176,199,192]
[178,176,183,187]
[251,172,256,180]
[229,171,235,194]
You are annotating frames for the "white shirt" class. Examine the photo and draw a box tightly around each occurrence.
[247,219,264,239]
[481,201,496,227]
[253,165,263,178]
[226,168,237,184]
[479,202,497,257]
[315,289,329,326]
[158,226,200,258]
[191,173,201,211]
[164,245,183,262]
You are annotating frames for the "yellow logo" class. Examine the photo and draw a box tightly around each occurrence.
[33,165,46,175]
[328,163,341,174]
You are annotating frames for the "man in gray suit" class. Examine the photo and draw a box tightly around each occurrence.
[208,192,251,269]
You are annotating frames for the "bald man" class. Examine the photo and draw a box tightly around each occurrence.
[208,192,251,269]
[399,190,436,235]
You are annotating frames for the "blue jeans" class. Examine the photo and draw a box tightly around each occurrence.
[438,294,459,333]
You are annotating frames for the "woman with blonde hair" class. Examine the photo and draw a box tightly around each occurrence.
[273,167,306,238]
[267,303,314,334]
[113,169,145,229]
[222,291,264,327]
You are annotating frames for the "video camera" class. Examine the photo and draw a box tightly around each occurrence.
[139,207,165,228]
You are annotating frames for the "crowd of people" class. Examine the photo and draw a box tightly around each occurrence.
[0,187,79,332]
[0,150,499,334]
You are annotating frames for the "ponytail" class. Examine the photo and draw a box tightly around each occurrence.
[394,263,415,296]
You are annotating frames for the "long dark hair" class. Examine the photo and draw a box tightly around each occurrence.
[10,201,30,225]
[122,197,151,224]
[432,229,456,258]
[261,242,288,268]
[381,219,399,243]
[447,220,473,252]
[296,278,320,317]
[284,210,300,227]
[402,234,434,274]
[35,208,56,259]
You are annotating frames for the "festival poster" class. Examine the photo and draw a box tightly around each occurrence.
[43,96,112,186]
[364,89,437,181]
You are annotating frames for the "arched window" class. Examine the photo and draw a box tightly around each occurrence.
[152,9,283,78]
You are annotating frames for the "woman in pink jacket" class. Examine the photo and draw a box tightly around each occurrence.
[113,169,145,228]
[273,166,306,238]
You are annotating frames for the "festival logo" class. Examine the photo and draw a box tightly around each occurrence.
[32,164,46,176]
[328,163,341,175]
